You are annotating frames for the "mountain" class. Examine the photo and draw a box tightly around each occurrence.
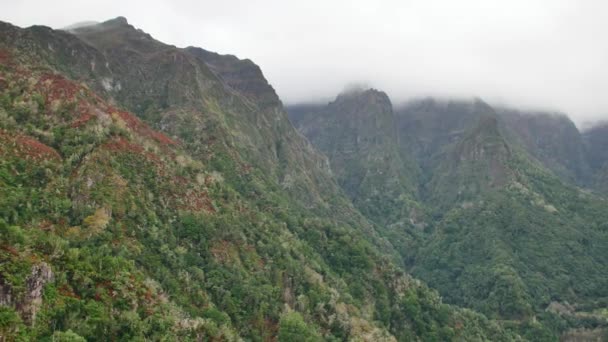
[497,108,591,185]
[0,18,518,341]
[583,122,608,193]
[394,99,593,190]
[66,17,345,211]
[394,98,485,173]
[291,95,608,340]
[290,89,421,226]
[424,110,515,207]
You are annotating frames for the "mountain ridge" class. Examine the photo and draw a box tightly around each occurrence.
[288,90,608,340]
[0,17,522,341]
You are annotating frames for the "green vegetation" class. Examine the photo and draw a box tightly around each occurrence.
[291,95,608,340]
[4,14,608,341]
[0,18,519,341]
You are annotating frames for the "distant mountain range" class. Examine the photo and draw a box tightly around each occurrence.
[288,91,608,340]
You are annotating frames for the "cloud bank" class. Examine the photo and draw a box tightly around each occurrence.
[2,0,607,125]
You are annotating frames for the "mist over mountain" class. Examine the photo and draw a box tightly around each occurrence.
[1,4,608,341]
[2,0,608,125]
[288,90,608,340]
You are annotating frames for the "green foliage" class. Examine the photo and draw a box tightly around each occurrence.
[51,330,87,342]
[0,19,528,341]
[0,307,26,340]
[0,219,26,246]
[278,312,321,342]
[293,94,608,340]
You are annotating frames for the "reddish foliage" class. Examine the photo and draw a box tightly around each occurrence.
[112,108,140,130]
[38,220,54,231]
[263,318,279,342]
[16,135,61,160]
[38,73,81,107]
[0,49,11,64]
[58,284,81,299]
[1,245,20,257]
[109,106,177,146]
[174,175,189,186]
[93,280,117,300]
[102,137,166,172]
[70,103,95,127]
[177,189,216,213]
[150,130,176,145]
[70,112,94,128]
[0,131,61,161]
[12,68,178,153]
[144,150,162,165]
[103,137,145,154]
[96,280,113,288]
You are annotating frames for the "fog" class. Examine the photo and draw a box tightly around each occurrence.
[2,0,607,126]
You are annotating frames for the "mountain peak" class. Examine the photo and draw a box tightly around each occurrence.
[70,15,167,53]
[334,88,391,110]
[338,86,385,98]
[64,17,129,33]
[103,16,129,26]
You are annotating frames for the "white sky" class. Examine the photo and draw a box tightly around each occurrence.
[1,0,607,125]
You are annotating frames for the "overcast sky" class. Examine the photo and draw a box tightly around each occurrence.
[2,0,607,125]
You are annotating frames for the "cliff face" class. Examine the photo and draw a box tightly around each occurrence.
[290,89,422,228]
[185,47,282,109]
[583,123,608,193]
[498,108,591,185]
[293,93,608,337]
[0,263,53,326]
[68,18,346,212]
[426,112,516,207]
[394,98,487,172]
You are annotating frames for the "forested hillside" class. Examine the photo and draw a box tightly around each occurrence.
[290,95,608,340]
[0,18,522,341]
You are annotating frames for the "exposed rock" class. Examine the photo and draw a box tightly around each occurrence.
[0,276,13,307]
[17,263,53,325]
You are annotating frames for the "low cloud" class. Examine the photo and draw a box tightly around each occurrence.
[2,0,607,125]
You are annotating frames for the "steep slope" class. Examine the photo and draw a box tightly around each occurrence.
[287,103,327,127]
[397,98,608,337]
[68,17,338,209]
[583,122,608,193]
[0,48,241,340]
[498,108,591,185]
[294,93,608,339]
[0,19,520,341]
[425,113,515,207]
[395,100,593,189]
[290,89,421,227]
[394,98,486,174]
[184,46,282,110]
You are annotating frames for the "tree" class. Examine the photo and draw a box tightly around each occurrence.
[278,312,321,342]
[51,330,87,342]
